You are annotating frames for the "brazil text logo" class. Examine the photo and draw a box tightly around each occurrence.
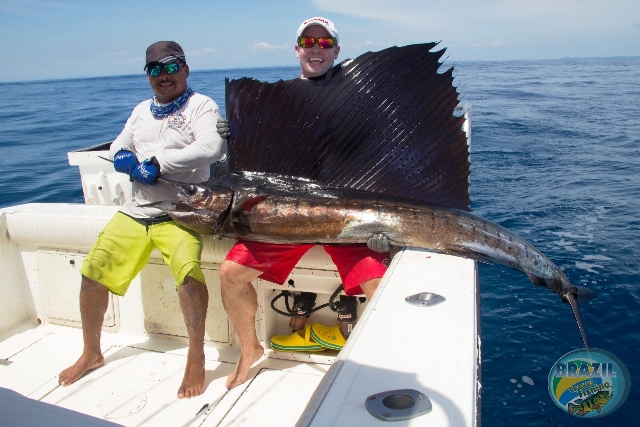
[548,348,630,418]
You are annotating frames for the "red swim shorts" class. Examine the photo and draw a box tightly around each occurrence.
[225,241,389,296]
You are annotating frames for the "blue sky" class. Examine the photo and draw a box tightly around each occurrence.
[1,0,638,82]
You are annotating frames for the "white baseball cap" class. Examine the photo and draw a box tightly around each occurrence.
[296,17,339,45]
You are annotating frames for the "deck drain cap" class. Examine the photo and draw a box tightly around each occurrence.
[98,392,147,419]
[405,292,445,307]
[366,389,432,421]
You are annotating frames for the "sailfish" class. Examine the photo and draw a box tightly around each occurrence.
[146,42,595,347]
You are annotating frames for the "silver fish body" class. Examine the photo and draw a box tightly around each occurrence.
[152,172,595,308]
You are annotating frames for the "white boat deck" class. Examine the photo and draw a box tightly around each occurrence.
[0,204,478,426]
[0,321,330,427]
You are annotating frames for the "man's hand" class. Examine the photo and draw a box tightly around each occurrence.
[131,157,161,185]
[216,118,230,139]
[367,233,390,253]
[113,149,138,176]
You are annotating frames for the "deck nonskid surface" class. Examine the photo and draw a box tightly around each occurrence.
[0,324,330,426]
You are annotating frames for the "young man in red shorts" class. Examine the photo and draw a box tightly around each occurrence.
[219,17,391,390]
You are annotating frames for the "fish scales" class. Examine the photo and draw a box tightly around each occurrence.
[157,174,575,297]
[148,171,595,349]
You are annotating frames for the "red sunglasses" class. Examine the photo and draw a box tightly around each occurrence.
[297,36,336,49]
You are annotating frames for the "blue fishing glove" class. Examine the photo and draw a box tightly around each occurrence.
[131,157,161,185]
[113,149,138,176]
[216,118,230,139]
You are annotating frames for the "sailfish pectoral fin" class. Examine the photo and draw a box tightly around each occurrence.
[233,195,269,213]
[229,195,269,236]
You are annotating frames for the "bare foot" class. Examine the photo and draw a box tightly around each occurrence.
[177,350,206,399]
[59,352,104,386]
[226,344,264,389]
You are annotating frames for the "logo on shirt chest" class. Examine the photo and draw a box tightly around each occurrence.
[167,113,187,130]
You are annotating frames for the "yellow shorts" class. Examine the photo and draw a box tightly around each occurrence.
[80,212,205,296]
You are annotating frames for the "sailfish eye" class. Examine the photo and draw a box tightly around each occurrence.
[186,185,198,196]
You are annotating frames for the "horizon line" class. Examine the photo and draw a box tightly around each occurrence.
[2,55,639,85]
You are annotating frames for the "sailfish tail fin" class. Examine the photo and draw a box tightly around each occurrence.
[569,285,597,307]
[526,272,595,349]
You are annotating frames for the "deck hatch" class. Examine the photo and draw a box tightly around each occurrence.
[36,250,116,326]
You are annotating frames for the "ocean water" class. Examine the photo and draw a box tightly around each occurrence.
[1,58,639,425]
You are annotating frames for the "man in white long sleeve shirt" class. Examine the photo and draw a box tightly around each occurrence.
[58,41,225,399]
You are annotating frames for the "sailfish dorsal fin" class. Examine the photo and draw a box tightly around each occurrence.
[225,42,471,211]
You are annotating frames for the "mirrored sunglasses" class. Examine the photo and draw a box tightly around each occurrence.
[297,36,336,49]
[146,62,184,77]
